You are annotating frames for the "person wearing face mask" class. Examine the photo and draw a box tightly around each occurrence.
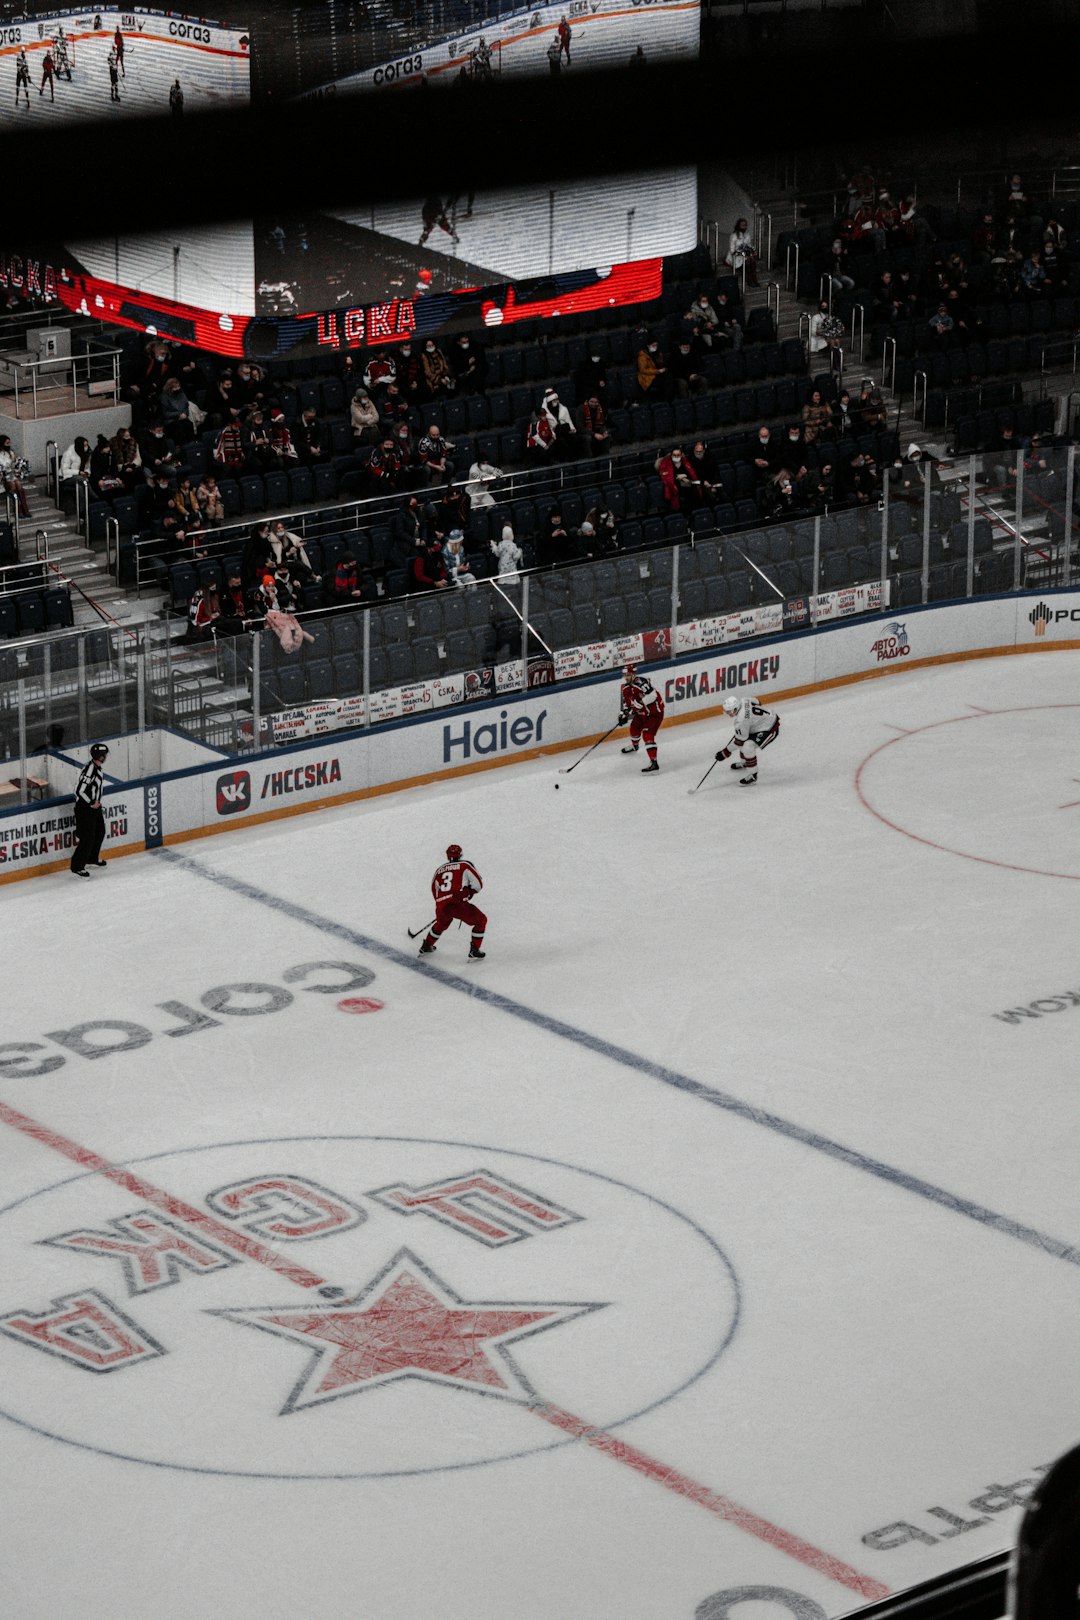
[396,341,426,402]
[418,423,455,485]
[540,388,578,458]
[422,339,455,398]
[781,423,809,475]
[751,426,782,481]
[636,336,672,402]
[655,446,702,511]
[574,347,608,405]
[363,350,397,397]
[450,332,487,394]
[350,387,380,444]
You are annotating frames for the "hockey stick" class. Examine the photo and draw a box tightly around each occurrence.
[559,722,619,775]
[688,758,721,795]
[407,918,436,940]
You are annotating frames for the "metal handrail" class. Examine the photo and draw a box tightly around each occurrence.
[881,335,897,391]
[912,369,928,423]
[956,165,1080,203]
[44,440,59,503]
[785,240,799,293]
[106,516,120,579]
[3,491,19,556]
[765,282,780,332]
[7,346,122,421]
[698,217,722,270]
[849,303,865,364]
[0,557,49,597]
[130,454,629,595]
[1039,336,1080,389]
[75,476,90,542]
[33,529,49,563]
[758,209,772,269]
[942,378,1021,432]
[819,275,833,314]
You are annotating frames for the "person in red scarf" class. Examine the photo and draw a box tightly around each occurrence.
[655,446,702,510]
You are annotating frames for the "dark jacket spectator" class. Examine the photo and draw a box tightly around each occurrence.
[450,334,487,393]
[409,540,449,591]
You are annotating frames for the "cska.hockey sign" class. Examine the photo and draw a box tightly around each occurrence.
[316,299,418,350]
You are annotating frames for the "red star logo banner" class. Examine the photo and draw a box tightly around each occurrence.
[212,1250,603,1413]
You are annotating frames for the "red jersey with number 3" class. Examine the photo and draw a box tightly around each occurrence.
[432,858,483,907]
[621,674,664,723]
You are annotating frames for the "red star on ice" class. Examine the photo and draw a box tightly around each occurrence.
[213,1250,602,1414]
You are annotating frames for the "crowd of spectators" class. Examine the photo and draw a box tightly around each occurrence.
[46,176,1080,637]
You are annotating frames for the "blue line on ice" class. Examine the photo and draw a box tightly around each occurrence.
[158,845,1080,1270]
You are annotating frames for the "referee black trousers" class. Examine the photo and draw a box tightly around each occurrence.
[70,802,105,872]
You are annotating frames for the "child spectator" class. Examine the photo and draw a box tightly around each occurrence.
[490,523,523,580]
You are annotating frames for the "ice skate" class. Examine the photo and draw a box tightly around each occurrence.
[419,939,437,955]
[468,946,486,960]
[739,771,758,785]
[641,760,659,773]
[621,743,638,754]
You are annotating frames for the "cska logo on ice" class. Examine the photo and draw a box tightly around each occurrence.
[870,621,910,662]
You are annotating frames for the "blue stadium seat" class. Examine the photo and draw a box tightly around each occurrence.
[240,476,266,514]
[277,665,305,707]
[413,638,441,680]
[305,659,334,700]
[43,588,74,629]
[313,466,338,502]
[726,570,751,609]
[264,472,290,509]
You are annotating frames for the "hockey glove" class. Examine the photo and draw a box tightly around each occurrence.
[617,710,628,727]
[715,747,730,762]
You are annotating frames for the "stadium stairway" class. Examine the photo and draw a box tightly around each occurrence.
[25,475,142,629]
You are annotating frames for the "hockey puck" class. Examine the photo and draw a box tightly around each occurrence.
[554,783,560,789]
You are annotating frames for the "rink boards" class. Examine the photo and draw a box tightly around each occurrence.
[2,587,1079,884]
[0,6,250,126]
[304,0,699,99]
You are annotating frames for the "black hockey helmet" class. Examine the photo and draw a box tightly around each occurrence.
[90,743,109,761]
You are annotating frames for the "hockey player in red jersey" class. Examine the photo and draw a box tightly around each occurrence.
[618,662,664,772]
[419,844,487,959]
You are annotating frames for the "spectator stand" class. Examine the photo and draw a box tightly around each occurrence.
[2,439,1073,801]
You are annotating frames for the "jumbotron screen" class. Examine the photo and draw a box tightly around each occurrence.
[25,0,700,355]
[0,5,249,123]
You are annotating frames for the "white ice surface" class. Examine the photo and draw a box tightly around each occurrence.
[339,167,699,284]
[3,650,1080,1620]
[2,24,249,129]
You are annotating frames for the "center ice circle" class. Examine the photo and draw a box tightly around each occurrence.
[856,704,1080,880]
[0,1135,739,1480]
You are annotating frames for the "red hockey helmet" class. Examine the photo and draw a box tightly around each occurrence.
[623,662,637,680]
[446,844,463,861]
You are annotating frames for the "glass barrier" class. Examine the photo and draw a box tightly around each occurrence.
[2,449,1077,805]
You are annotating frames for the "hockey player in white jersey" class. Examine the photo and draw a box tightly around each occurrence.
[714,693,780,785]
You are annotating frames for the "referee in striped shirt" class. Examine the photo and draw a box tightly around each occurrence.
[70,743,109,877]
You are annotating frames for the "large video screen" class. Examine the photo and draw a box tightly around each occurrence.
[25,0,700,354]
[0,5,249,124]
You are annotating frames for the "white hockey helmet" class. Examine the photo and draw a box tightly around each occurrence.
[722,696,741,716]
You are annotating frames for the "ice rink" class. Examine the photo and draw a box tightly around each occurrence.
[3,648,1080,1620]
[2,21,249,128]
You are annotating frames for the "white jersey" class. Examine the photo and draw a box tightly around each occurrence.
[726,697,778,745]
